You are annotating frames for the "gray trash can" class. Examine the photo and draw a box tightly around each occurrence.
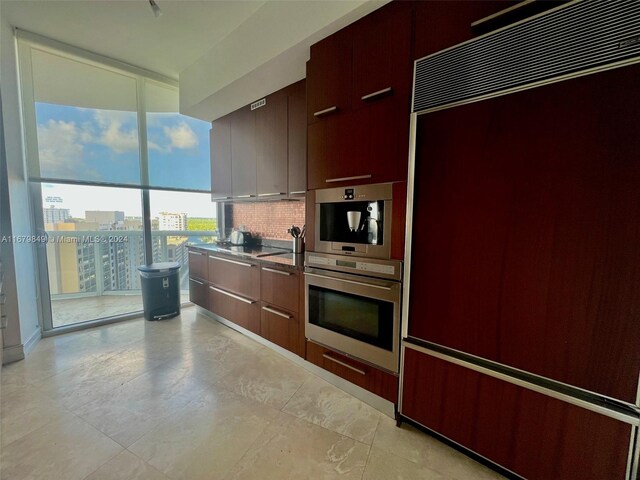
[138,262,181,321]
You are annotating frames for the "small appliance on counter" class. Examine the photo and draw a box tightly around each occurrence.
[228,227,253,246]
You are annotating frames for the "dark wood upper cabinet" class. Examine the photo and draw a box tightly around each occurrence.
[256,90,288,198]
[413,1,513,59]
[306,28,352,125]
[210,118,232,201]
[230,106,257,199]
[352,1,413,108]
[287,80,307,196]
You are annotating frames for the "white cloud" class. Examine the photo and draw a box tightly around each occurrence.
[93,110,139,154]
[37,119,85,177]
[164,122,198,150]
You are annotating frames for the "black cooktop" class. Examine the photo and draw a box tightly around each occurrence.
[215,243,290,258]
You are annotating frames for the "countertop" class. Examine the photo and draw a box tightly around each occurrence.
[188,243,304,270]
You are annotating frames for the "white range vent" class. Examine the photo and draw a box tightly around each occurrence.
[413,0,640,113]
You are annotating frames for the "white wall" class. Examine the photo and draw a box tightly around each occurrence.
[1,18,42,360]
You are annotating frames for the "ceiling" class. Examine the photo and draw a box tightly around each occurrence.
[0,0,267,80]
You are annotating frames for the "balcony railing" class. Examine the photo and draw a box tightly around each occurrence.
[45,230,217,301]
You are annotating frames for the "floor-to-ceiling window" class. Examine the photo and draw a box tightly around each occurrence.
[18,31,216,332]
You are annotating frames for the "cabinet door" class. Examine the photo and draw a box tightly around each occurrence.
[261,304,299,355]
[187,249,207,281]
[352,2,413,109]
[209,285,260,334]
[230,106,256,199]
[207,254,260,301]
[402,348,632,480]
[260,265,299,313]
[256,91,288,198]
[414,1,508,59]
[210,116,232,201]
[306,28,352,125]
[287,80,307,196]
[188,277,208,309]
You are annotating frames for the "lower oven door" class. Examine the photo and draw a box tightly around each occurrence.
[304,267,401,373]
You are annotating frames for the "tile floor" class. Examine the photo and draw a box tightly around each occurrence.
[0,307,505,480]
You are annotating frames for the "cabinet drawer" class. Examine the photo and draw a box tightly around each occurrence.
[401,347,632,480]
[306,340,398,403]
[188,249,208,281]
[188,277,208,309]
[208,254,260,300]
[260,266,299,313]
[261,303,301,356]
[209,285,260,334]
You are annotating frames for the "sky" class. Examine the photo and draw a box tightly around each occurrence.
[35,103,212,191]
[36,102,215,219]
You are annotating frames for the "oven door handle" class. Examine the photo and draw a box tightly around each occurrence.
[304,272,392,291]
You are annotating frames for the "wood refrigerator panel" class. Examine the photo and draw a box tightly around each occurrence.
[407,64,640,403]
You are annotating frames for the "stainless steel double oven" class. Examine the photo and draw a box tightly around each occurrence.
[305,183,402,373]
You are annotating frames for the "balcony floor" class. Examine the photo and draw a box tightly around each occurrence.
[51,293,191,328]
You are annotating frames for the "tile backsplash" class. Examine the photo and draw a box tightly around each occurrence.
[231,200,305,240]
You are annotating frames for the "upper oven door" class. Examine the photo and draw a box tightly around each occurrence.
[305,267,401,373]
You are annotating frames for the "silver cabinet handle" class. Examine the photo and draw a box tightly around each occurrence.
[361,87,393,101]
[325,174,372,183]
[208,255,255,268]
[189,251,205,256]
[235,194,256,199]
[211,196,232,201]
[313,106,338,117]
[262,267,292,276]
[289,190,306,195]
[262,306,292,319]
[209,286,255,304]
[258,192,286,197]
[189,278,204,285]
[322,354,366,375]
[304,272,392,290]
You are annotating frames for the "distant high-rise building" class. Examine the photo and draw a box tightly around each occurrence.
[43,206,71,224]
[158,212,187,231]
[85,211,125,230]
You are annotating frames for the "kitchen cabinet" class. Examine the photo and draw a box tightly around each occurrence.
[230,106,257,199]
[256,89,288,198]
[287,80,307,196]
[207,254,260,301]
[401,348,632,479]
[187,248,208,281]
[188,278,208,310]
[260,264,304,356]
[306,1,412,189]
[306,340,398,403]
[351,1,412,109]
[413,1,510,60]
[306,28,352,125]
[210,81,307,200]
[210,117,232,201]
[209,285,260,335]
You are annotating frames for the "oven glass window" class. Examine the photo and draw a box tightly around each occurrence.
[319,201,384,245]
[308,285,394,351]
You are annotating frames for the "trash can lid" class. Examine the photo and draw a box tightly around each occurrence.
[137,262,181,273]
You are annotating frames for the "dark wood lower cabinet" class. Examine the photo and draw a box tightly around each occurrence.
[260,303,301,356]
[188,278,208,309]
[401,348,633,480]
[306,340,398,403]
[208,286,260,335]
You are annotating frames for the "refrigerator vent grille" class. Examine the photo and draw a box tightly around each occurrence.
[413,0,640,113]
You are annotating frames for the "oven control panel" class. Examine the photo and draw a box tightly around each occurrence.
[308,255,395,275]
